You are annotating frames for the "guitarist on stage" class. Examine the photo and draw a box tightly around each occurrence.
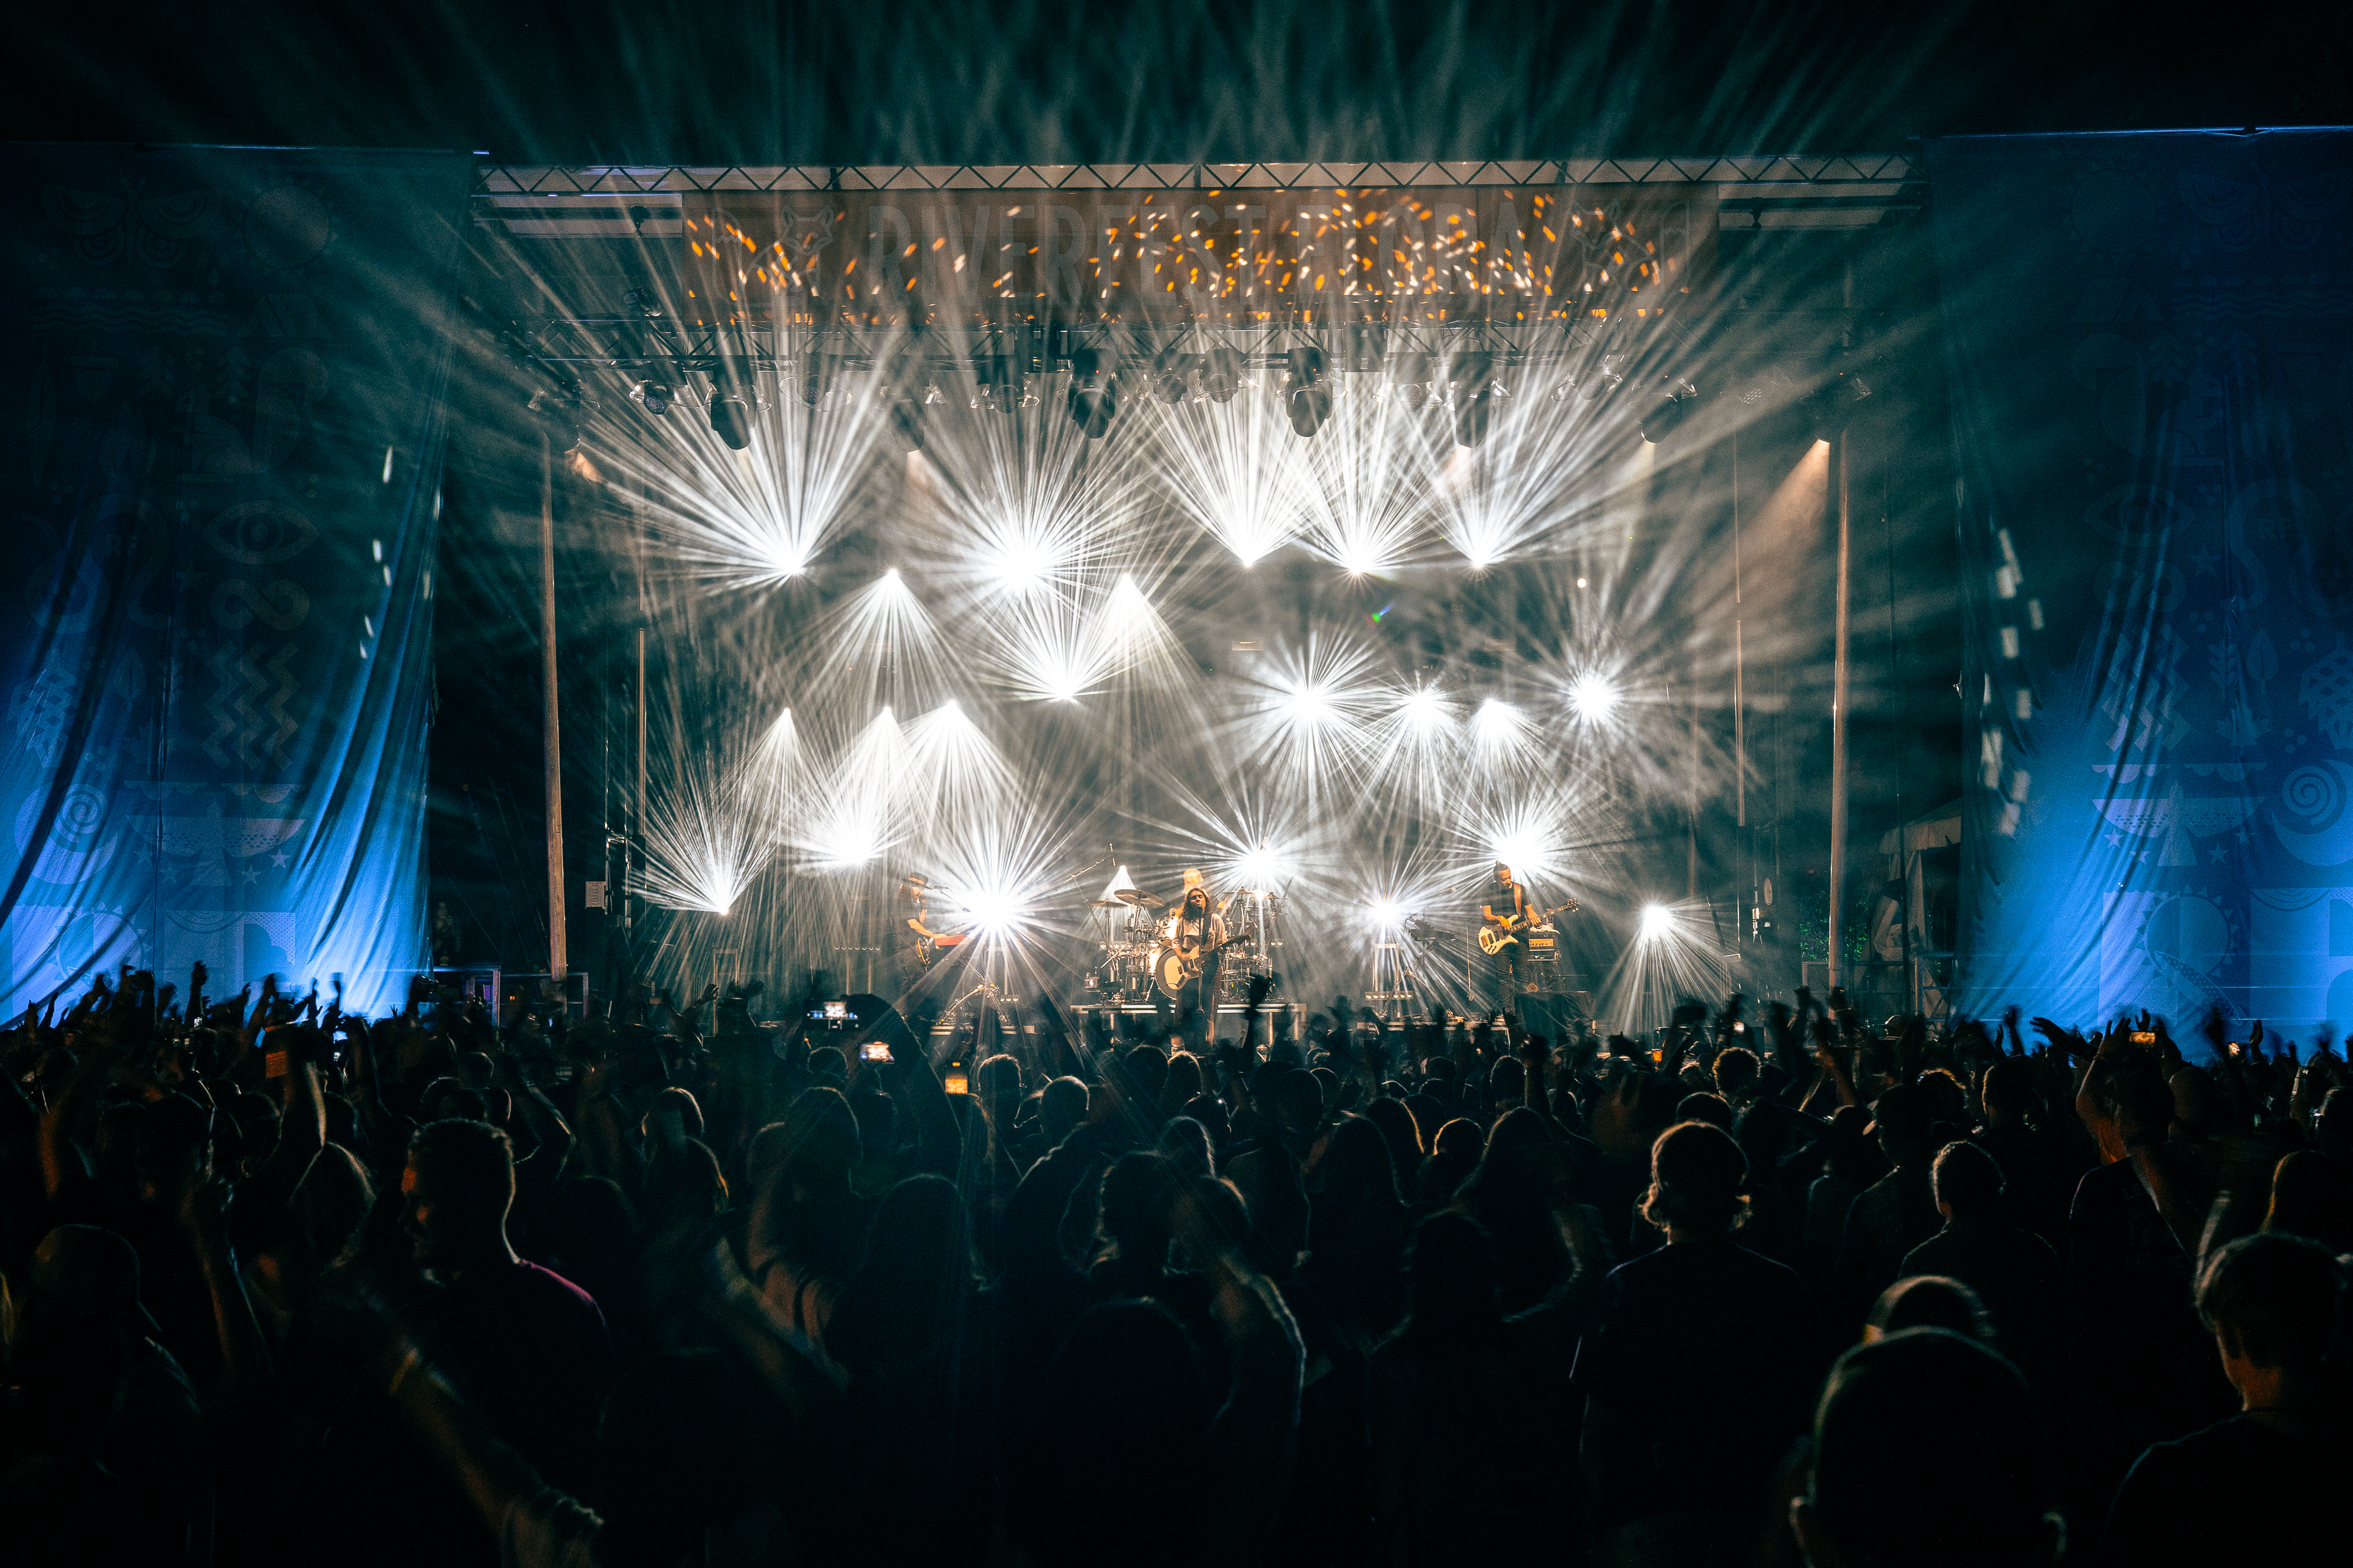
[1480,860,1533,1015]
[1166,882,1228,1041]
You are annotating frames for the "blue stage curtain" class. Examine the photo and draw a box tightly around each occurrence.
[1932,130,2353,1037]
[2,146,469,1016]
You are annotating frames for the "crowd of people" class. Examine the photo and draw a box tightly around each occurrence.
[1,962,2347,1566]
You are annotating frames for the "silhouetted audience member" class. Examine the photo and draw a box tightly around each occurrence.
[1303,1116,1409,1342]
[400,1118,611,1495]
[2262,1148,2353,1253]
[0,1313,184,1564]
[1792,1328,2063,1567]
[2101,1233,2350,1565]
[1836,1085,1940,1311]
[2064,1059,2233,1493]
[1417,1117,1483,1209]
[1864,1273,1995,1344]
[1899,1140,2058,1362]
[1575,1120,1819,1567]
[1369,1211,1579,1565]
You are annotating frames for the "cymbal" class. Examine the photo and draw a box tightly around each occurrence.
[1115,888,1158,906]
[1088,898,1126,908]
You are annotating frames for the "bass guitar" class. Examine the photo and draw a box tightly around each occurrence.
[1476,901,1578,956]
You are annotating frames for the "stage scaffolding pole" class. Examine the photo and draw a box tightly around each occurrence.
[635,624,647,940]
[1827,434,1851,991]
[541,433,569,983]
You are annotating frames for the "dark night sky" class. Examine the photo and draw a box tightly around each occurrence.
[9,0,2348,165]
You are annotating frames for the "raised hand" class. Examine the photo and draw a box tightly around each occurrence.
[2029,1016,2078,1059]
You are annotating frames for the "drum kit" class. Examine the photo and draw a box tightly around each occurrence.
[1085,884,1283,1004]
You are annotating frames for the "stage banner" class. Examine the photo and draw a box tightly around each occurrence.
[674,181,1713,329]
[1931,130,2353,1036]
[3,145,471,1015]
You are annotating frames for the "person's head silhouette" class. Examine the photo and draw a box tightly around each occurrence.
[401,1118,516,1278]
[1640,1120,1749,1239]
[1794,1328,2061,1567]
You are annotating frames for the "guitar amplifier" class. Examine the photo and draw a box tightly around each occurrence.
[1523,933,1558,955]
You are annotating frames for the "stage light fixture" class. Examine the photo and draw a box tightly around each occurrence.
[629,379,673,417]
[1202,346,1242,403]
[799,353,834,409]
[528,379,600,452]
[1285,345,1330,438]
[1640,903,1673,942]
[1641,378,1702,446]
[1392,352,1433,408]
[1151,347,1199,405]
[1798,368,1874,440]
[1066,347,1119,439]
[975,354,1020,415]
[1452,352,1495,448]
[708,386,752,450]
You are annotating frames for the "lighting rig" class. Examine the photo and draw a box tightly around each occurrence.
[495,297,1874,457]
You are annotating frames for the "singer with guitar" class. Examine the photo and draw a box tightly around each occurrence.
[1159,883,1228,1042]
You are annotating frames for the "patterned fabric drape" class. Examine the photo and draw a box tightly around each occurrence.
[3,146,470,1014]
[1934,130,2353,1034]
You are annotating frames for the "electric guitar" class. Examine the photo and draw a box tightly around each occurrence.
[1476,901,1578,955]
[908,917,967,968]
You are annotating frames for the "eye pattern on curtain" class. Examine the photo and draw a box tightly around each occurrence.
[1935,130,2353,1035]
[3,147,471,1016]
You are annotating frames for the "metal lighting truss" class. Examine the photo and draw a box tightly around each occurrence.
[475,155,1921,391]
